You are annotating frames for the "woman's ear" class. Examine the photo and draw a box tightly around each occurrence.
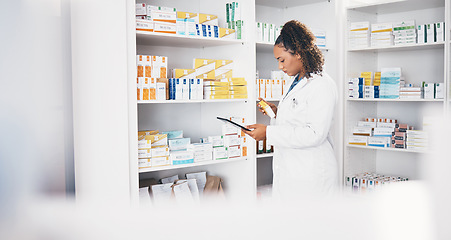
[295,53,301,60]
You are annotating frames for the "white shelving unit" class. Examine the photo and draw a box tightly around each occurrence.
[256,153,274,159]
[139,157,246,173]
[137,99,247,104]
[128,0,257,203]
[254,0,340,187]
[343,0,449,181]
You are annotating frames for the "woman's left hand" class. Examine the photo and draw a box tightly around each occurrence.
[244,124,267,141]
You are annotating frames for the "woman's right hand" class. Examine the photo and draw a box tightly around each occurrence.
[257,97,277,117]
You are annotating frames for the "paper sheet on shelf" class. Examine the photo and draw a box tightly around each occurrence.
[161,175,179,184]
[139,187,152,206]
[186,172,207,196]
[151,183,173,204]
[176,179,200,202]
[172,181,194,204]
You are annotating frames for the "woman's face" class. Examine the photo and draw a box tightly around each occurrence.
[273,45,304,77]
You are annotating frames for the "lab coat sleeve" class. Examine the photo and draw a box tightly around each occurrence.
[266,80,337,149]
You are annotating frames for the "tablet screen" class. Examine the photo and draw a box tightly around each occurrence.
[217,117,251,131]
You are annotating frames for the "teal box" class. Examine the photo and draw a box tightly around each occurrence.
[162,130,183,139]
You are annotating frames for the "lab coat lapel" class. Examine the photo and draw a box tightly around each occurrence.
[281,76,310,102]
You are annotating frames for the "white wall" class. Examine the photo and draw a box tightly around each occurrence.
[0,0,74,211]
[71,0,131,205]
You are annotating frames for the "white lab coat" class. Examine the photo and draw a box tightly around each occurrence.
[266,72,338,199]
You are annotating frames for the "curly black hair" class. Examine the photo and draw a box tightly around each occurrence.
[275,20,324,79]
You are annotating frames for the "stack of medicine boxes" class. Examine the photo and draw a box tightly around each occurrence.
[136,4,177,34]
[349,21,370,49]
[256,22,282,43]
[380,68,401,99]
[371,23,393,47]
[136,55,168,101]
[225,2,244,39]
[348,117,415,149]
[166,131,195,165]
[418,22,445,43]
[393,20,416,46]
[138,131,170,169]
[348,77,364,98]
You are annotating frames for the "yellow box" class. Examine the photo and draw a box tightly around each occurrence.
[146,134,168,147]
[214,59,233,69]
[229,94,248,99]
[172,69,196,78]
[197,70,215,79]
[229,86,247,93]
[203,79,229,87]
[138,130,159,141]
[176,11,197,19]
[204,85,229,91]
[193,58,215,69]
[229,77,247,85]
[198,13,218,25]
[214,69,233,79]
[219,28,236,38]
[204,95,229,100]
[360,72,372,78]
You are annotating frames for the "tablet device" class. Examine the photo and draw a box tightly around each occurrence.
[217,117,251,131]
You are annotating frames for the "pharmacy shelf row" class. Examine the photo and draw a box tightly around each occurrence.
[256,41,329,51]
[347,98,445,102]
[137,99,248,104]
[138,156,246,173]
[348,41,445,52]
[256,153,273,159]
[136,31,244,47]
[347,144,426,154]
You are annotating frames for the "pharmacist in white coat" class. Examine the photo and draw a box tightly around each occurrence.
[245,20,338,199]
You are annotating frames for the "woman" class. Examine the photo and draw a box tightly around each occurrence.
[245,20,338,199]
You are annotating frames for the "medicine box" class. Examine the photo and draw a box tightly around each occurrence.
[208,136,224,147]
[138,158,151,169]
[154,21,176,34]
[213,146,228,160]
[138,148,152,158]
[168,138,191,151]
[171,151,194,165]
[149,10,176,23]
[348,136,368,146]
[423,82,435,99]
[426,23,435,43]
[151,156,171,167]
[151,146,169,158]
[198,13,218,26]
[136,20,154,32]
[435,83,444,99]
[224,134,240,147]
[357,121,377,128]
[135,3,147,16]
[228,145,241,158]
[147,134,168,147]
[435,22,445,42]
[368,136,390,147]
[353,126,373,136]
[373,128,394,137]
[219,28,236,39]
[176,18,185,35]
[161,130,183,139]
